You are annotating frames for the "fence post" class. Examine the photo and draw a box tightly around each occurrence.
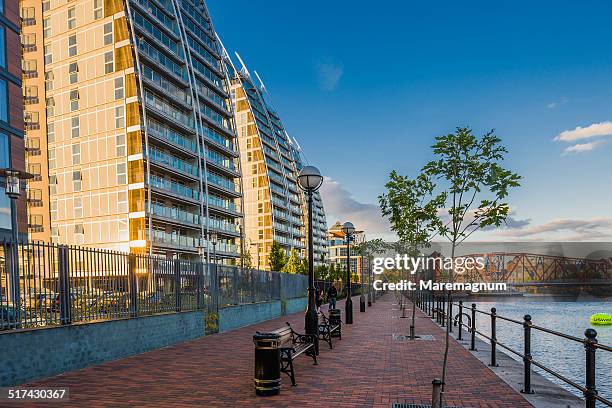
[470,303,477,351]
[58,245,71,325]
[197,260,205,309]
[490,307,497,367]
[441,295,446,327]
[448,299,453,333]
[251,269,256,303]
[128,254,138,318]
[232,267,239,305]
[584,329,598,408]
[458,301,463,340]
[174,259,181,312]
[521,314,533,394]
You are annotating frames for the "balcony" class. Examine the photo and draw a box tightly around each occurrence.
[22,44,37,53]
[25,122,40,131]
[24,96,39,105]
[28,224,44,232]
[27,198,43,207]
[22,18,36,26]
[23,70,38,79]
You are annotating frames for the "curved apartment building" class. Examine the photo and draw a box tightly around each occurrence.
[227,59,327,269]
[22,0,242,260]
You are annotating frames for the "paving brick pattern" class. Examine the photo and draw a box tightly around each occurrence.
[15,295,532,408]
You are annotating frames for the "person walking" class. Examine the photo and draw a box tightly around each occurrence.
[327,283,338,309]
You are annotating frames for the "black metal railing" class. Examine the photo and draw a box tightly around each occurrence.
[409,290,611,408]
[0,241,308,332]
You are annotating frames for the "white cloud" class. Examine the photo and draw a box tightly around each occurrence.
[555,121,612,142]
[496,217,612,241]
[562,140,607,155]
[547,96,568,109]
[319,177,393,240]
[315,60,343,91]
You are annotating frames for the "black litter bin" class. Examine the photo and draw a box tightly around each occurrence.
[329,309,341,337]
[253,332,282,396]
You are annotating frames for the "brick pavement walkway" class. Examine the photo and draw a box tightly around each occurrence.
[16,294,532,408]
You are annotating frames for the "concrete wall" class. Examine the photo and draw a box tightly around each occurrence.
[218,301,282,332]
[0,311,205,386]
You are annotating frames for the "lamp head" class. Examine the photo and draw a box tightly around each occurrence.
[341,221,355,236]
[297,165,323,192]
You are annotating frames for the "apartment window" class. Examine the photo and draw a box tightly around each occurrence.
[48,148,55,169]
[74,197,82,217]
[118,191,127,213]
[104,51,114,74]
[68,35,77,57]
[114,77,124,99]
[117,162,127,184]
[28,163,41,180]
[94,0,103,19]
[49,175,57,195]
[69,62,78,84]
[74,224,84,234]
[104,22,113,45]
[20,7,34,20]
[50,202,57,221]
[47,122,55,143]
[43,17,51,38]
[68,7,76,29]
[115,106,124,128]
[45,70,54,91]
[116,134,125,156]
[44,45,52,64]
[0,79,6,122]
[73,171,82,192]
[45,97,55,117]
[70,89,79,111]
[42,1,50,12]
[72,143,80,165]
[71,116,80,138]
[22,59,37,74]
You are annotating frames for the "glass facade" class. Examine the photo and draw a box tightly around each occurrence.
[228,60,327,269]
[24,0,242,260]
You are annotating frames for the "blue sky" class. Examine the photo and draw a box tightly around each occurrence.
[208,0,612,241]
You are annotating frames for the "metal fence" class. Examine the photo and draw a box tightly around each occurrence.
[411,290,612,408]
[0,241,307,332]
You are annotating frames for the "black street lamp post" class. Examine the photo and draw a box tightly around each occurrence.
[0,168,33,325]
[342,221,355,324]
[297,166,323,338]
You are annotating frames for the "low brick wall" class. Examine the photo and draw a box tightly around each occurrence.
[0,311,205,386]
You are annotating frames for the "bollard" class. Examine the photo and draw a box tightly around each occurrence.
[431,378,443,408]
[470,303,477,351]
[521,314,534,394]
[458,301,463,340]
[253,332,282,396]
[584,329,598,408]
[490,307,498,367]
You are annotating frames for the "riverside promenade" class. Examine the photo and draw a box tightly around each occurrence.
[17,295,533,408]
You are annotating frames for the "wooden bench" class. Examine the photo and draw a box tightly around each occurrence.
[271,322,317,386]
[318,310,341,349]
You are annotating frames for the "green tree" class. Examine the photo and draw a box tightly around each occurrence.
[315,263,329,281]
[423,127,521,403]
[283,247,301,274]
[268,241,287,272]
[380,172,445,338]
[240,247,253,269]
[298,259,309,276]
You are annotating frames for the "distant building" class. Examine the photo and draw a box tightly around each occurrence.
[0,0,27,239]
[327,221,366,282]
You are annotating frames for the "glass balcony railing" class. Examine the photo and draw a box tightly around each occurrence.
[148,147,199,177]
[151,202,201,225]
[207,172,238,192]
[208,195,237,212]
[149,174,200,201]
[208,218,239,234]
[148,119,197,154]
[151,230,201,248]
[206,150,235,171]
